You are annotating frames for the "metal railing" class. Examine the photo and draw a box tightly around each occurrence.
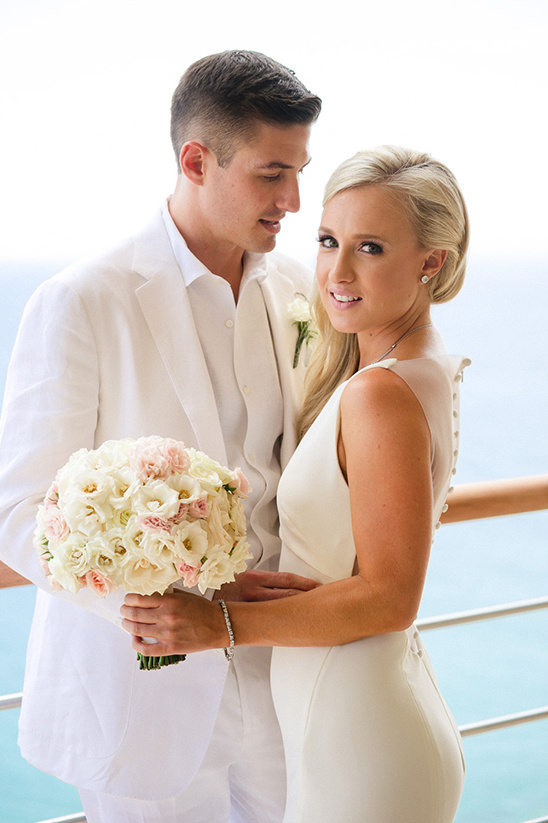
[1,474,547,823]
[33,816,86,823]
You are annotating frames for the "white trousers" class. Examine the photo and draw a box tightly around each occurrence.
[78,648,286,823]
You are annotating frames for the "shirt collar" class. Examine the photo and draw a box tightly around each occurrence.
[161,199,269,287]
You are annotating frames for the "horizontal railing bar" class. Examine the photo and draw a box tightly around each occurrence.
[417,596,548,631]
[34,815,86,823]
[441,474,548,523]
[522,817,548,823]
[0,691,22,711]
[459,707,548,737]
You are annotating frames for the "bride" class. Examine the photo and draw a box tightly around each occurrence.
[122,145,469,822]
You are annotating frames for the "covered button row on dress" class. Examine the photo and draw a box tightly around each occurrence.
[434,363,467,536]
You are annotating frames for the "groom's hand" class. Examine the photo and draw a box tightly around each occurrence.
[213,569,320,602]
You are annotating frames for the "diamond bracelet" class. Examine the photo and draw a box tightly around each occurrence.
[218,599,235,662]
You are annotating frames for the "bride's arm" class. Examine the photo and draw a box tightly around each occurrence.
[121,368,434,653]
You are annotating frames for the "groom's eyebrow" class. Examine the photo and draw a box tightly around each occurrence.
[255,158,312,170]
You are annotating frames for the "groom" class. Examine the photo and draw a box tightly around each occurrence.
[0,51,321,822]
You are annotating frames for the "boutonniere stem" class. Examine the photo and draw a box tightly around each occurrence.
[288,296,317,368]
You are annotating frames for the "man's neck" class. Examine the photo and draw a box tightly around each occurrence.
[168,193,244,302]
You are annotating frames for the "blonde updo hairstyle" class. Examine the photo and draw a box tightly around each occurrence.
[298,145,469,440]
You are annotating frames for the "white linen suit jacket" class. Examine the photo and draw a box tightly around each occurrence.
[0,209,312,799]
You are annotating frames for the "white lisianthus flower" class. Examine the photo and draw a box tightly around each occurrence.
[166,473,203,503]
[108,465,140,509]
[59,463,114,533]
[172,520,209,564]
[131,479,180,519]
[87,531,126,586]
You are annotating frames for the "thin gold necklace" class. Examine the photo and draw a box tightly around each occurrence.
[370,323,432,365]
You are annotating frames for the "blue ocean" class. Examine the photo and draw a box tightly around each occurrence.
[1,258,547,823]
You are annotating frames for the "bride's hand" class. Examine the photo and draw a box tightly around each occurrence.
[120,591,226,656]
[213,569,320,602]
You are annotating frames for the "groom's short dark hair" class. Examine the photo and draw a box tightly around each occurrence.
[170,50,322,170]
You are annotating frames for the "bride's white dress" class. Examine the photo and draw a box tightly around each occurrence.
[271,354,470,823]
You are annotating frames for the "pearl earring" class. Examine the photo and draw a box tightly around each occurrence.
[421,275,429,284]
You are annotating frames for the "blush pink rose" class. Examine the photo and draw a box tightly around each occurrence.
[233,468,252,498]
[84,570,115,597]
[188,498,210,519]
[42,508,70,542]
[162,439,190,474]
[39,557,52,576]
[140,515,173,533]
[171,501,190,524]
[45,481,60,508]
[176,561,201,588]
[130,439,171,481]
[130,437,190,482]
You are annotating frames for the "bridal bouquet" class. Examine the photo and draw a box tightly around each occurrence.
[34,436,252,669]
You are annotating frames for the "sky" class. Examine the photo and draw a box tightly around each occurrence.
[0,0,546,268]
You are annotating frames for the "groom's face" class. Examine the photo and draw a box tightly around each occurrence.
[201,121,312,255]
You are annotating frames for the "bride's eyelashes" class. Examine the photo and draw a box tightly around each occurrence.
[317,233,337,249]
[358,241,383,255]
[316,233,384,256]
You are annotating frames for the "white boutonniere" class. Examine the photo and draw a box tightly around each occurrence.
[288,295,317,368]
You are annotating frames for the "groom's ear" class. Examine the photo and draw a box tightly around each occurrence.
[421,249,447,278]
[179,141,209,186]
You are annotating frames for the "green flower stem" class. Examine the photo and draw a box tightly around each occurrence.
[293,322,309,368]
[137,652,187,670]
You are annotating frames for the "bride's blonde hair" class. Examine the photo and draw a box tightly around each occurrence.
[297,145,469,440]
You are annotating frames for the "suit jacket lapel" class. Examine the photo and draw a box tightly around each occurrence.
[132,212,228,465]
[260,272,308,469]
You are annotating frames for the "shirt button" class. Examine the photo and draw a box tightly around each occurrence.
[248,453,255,463]
[225,319,234,328]
[243,385,251,395]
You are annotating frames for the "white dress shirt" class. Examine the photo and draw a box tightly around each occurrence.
[162,201,284,569]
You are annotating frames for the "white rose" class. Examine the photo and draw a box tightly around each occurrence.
[229,538,253,574]
[202,502,232,553]
[198,553,237,593]
[187,449,228,492]
[228,498,247,541]
[120,556,179,595]
[288,297,311,323]
[93,439,133,471]
[47,532,92,592]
